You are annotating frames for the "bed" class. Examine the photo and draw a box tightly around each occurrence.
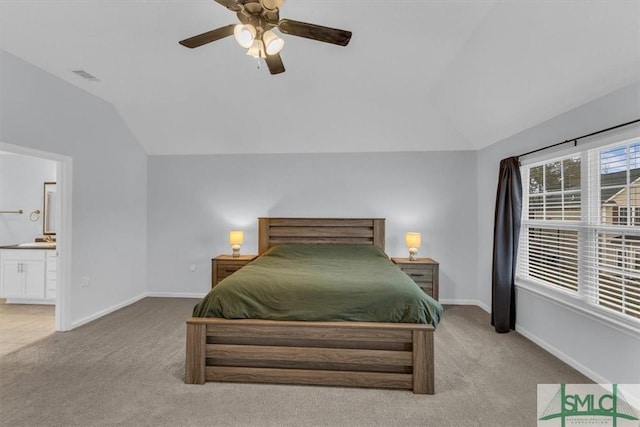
[185,218,441,394]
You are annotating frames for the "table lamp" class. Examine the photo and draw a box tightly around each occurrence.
[405,232,421,261]
[229,230,244,257]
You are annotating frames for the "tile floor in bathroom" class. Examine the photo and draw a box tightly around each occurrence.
[0,298,55,357]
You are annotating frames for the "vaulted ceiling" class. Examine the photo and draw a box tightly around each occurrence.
[1,1,638,155]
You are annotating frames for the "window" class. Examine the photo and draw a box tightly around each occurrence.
[519,140,640,322]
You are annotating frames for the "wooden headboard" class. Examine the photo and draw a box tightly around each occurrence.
[258,218,385,255]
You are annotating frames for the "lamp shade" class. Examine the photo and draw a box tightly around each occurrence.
[234,24,256,48]
[246,39,265,58]
[263,30,284,55]
[229,230,244,245]
[405,232,421,248]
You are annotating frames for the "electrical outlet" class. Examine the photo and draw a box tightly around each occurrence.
[190,264,196,272]
[80,276,91,288]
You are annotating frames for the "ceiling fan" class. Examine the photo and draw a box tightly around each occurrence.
[179,0,352,75]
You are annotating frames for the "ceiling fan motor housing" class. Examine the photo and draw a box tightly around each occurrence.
[258,0,285,12]
[237,0,280,31]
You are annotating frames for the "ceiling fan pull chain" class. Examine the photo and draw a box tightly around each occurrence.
[256,58,261,69]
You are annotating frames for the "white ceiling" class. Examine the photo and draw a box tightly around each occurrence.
[1,0,639,155]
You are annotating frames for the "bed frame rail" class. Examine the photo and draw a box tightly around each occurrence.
[186,318,434,394]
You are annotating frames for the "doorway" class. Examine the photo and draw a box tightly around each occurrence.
[0,142,72,333]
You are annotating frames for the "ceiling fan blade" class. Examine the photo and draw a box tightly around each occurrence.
[214,0,241,11]
[278,19,352,46]
[265,53,285,75]
[179,24,236,48]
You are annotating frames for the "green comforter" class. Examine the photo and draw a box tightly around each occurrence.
[193,244,443,326]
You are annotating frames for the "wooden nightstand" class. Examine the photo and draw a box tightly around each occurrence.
[391,257,439,300]
[211,255,257,287]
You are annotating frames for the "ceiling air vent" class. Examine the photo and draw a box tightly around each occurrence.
[72,70,99,81]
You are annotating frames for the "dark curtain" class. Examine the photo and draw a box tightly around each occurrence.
[491,157,522,333]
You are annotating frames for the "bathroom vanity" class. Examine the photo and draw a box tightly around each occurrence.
[0,246,57,304]
[0,180,58,304]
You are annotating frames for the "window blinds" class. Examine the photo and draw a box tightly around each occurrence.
[519,141,640,321]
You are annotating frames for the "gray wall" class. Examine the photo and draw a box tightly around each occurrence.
[0,153,56,245]
[476,81,640,385]
[0,49,148,326]
[147,151,478,301]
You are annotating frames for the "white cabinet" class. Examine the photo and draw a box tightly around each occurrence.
[0,249,56,304]
[2,260,25,297]
[45,250,57,300]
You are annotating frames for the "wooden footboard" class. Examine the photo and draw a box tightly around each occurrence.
[185,318,434,394]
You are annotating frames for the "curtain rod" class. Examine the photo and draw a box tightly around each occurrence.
[517,118,640,159]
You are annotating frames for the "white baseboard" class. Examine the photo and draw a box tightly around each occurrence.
[145,292,207,299]
[440,299,491,313]
[69,292,206,329]
[70,292,147,329]
[516,324,608,383]
[442,297,614,386]
[516,325,640,410]
[445,299,640,409]
[618,385,640,412]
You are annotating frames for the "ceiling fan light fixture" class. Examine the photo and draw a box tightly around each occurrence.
[234,24,256,48]
[263,30,285,55]
[246,39,266,58]
[180,1,353,75]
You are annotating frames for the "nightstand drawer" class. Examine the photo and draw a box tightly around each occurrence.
[401,267,434,283]
[211,255,257,287]
[216,263,244,280]
[416,283,433,295]
[391,257,439,301]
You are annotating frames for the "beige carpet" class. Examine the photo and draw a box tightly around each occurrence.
[0,298,589,426]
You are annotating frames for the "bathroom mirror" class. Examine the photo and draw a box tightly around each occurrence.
[43,182,56,235]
